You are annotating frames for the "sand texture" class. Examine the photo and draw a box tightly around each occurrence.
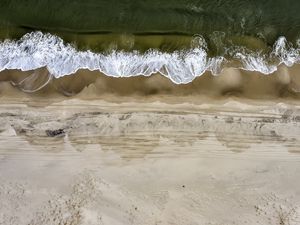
[0,97,300,225]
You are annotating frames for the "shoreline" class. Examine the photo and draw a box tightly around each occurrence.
[0,32,299,84]
[1,63,300,101]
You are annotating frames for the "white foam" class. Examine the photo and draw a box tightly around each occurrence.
[0,32,299,84]
[235,52,277,74]
[273,36,300,66]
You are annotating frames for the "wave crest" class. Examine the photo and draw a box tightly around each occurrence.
[0,32,299,84]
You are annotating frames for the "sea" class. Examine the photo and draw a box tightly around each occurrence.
[0,0,300,88]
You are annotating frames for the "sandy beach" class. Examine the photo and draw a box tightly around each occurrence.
[0,87,300,224]
[1,0,300,224]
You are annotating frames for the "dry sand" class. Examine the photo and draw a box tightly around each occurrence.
[0,92,300,225]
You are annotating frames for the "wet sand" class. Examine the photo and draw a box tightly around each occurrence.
[1,64,300,99]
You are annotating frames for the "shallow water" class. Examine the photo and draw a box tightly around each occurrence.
[1,65,300,99]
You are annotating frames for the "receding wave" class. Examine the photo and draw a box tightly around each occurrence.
[0,32,300,84]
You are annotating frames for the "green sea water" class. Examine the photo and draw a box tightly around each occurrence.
[0,0,300,52]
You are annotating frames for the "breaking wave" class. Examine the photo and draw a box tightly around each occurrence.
[0,32,300,84]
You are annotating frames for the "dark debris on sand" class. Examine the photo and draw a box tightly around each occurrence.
[45,129,65,137]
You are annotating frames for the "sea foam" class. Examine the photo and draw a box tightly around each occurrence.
[0,32,299,84]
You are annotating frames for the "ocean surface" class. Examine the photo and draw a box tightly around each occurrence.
[0,0,300,84]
